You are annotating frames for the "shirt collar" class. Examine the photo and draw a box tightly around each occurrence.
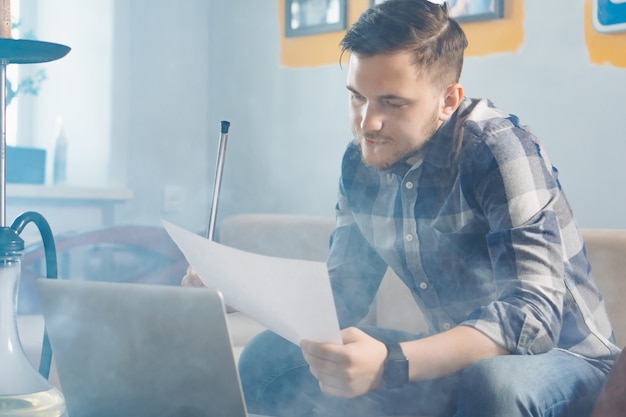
[420,97,473,170]
[421,116,458,169]
[384,111,459,177]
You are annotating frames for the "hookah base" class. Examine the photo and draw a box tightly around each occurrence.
[0,387,66,417]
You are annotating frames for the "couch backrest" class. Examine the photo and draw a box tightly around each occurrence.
[217,214,335,262]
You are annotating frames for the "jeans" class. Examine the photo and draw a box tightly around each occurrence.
[238,327,608,417]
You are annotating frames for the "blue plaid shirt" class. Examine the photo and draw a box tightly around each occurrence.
[328,97,620,370]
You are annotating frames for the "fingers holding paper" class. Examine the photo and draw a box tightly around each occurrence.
[181,265,241,313]
[301,327,387,399]
[181,266,207,288]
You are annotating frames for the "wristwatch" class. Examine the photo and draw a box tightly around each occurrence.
[383,343,409,389]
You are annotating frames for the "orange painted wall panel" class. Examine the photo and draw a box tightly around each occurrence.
[279,0,525,68]
[584,0,626,68]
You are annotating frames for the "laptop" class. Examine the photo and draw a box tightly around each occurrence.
[37,278,268,417]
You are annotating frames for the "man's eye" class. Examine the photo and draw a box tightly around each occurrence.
[351,94,365,102]
[384,100,405,108]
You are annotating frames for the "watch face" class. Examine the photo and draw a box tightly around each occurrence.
[384,358,409,389]
[383,344,409,389]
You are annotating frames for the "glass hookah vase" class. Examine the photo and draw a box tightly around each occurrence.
[0,225,65,416]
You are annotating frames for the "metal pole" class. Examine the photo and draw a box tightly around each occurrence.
[0,61,7,228]
[206,120,230,240]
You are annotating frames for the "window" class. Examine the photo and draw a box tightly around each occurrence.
[10,0,114,187]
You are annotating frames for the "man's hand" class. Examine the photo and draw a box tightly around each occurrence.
[181,266,207,288]
[181,266,239,313]
[301,327,387,398]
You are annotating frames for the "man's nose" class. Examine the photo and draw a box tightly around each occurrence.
[360,104,383,132]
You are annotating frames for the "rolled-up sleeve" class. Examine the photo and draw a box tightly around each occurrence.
[461,126,566,354]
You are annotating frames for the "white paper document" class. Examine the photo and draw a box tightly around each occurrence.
[162,220,342,346]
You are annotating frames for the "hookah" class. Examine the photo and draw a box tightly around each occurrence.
[0,1,70,415]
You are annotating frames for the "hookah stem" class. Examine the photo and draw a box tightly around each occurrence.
[0,60,7,227]
[11,211,58,379]
[207,121,230,241]
[0,0,9,226]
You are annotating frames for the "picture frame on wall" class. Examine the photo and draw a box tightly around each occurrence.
[285,0,347,38]
[592,0,626,33]
[369,0,504,23]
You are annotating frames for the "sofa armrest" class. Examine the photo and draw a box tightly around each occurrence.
[582,229,626,348]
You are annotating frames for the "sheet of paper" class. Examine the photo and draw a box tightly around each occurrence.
[162,220,342,346]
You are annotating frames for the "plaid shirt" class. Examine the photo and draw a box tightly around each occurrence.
[328,97,620,370]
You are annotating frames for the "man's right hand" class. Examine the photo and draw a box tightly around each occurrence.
[181,265,238,313]
[181,266,207,288]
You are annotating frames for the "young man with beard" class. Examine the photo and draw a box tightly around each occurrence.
[188,0,621,415]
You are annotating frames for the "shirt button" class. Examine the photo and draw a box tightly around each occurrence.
[442,323,451,330]
[405,234,414,242]
[419,282,428,290]
[405,181,414,189]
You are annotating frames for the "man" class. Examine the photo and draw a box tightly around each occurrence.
[189,0,620,415]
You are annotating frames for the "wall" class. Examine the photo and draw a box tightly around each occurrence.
[113,0,350,233]
[113,0,626,232]
[111,0,213,232]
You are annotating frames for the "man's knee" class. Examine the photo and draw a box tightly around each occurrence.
[239,331,301,386]
[458,356,534,416]
[238,331,312,405]
[238,330,329,416]
[457,352,605,417]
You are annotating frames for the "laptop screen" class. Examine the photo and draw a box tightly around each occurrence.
[37,279,249,417]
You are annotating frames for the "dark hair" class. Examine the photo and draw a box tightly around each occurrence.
[341,0,468,88]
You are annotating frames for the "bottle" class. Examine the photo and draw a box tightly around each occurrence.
[52,119,67,185]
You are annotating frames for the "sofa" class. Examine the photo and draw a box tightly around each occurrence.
[16,214,626,413]
[220,214,626,416]
[215,214,626,350]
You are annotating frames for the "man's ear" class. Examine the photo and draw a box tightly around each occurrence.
[439,83,463,121]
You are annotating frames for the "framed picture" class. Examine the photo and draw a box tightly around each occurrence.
[592,0,626,33]
[285,0,347,38]
[369,0,504,23]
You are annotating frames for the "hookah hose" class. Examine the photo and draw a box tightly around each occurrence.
[11,211,58,379]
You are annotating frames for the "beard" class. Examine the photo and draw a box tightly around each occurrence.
[356,113,441,170]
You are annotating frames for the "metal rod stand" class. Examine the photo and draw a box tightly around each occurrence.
[206,120,231,241]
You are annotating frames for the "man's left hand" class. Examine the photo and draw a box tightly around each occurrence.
[301,327,387,398]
